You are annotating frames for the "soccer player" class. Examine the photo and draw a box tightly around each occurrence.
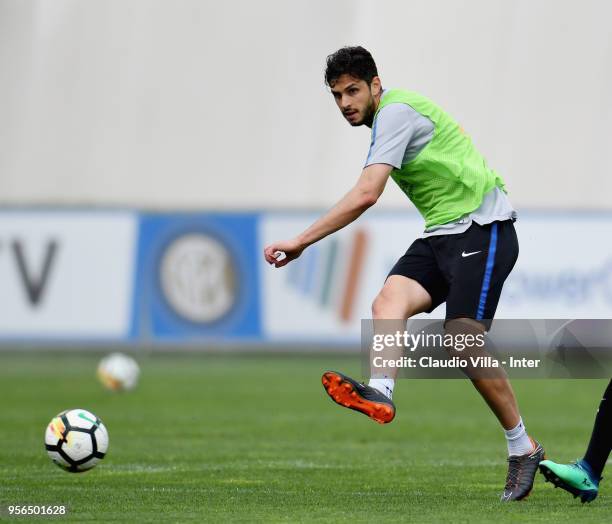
[263,46,543,501]
[539,379,611,502]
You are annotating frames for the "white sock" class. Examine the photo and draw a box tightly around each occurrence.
[504,418,534,456]
[368,377,394,400]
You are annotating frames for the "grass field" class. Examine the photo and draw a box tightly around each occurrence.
[0,352,609,523]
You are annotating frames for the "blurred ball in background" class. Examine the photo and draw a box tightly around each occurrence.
[97,353,140,392]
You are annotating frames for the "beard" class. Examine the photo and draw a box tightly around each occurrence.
[361,98,377,127]
[347,97,376,127]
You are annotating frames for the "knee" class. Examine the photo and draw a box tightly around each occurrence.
[444,317,486,356]
[372,276,432,319]
[371,291,417,319]
[371,293,392,319]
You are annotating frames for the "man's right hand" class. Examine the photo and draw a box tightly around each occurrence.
[263,238,305,268]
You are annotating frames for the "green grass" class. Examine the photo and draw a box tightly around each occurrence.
[0,352,609,522]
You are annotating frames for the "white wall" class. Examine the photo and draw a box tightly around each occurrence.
[0,0,610,210]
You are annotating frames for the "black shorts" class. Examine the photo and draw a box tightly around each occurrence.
[387,220,519,328]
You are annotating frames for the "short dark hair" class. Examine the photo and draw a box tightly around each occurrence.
[324,46,378,87]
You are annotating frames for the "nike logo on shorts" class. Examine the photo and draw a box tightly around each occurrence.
[461,250,481,257]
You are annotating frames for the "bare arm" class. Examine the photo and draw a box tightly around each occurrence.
[264,163,392,267]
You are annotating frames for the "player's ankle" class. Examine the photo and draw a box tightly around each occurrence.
[577,459,600,486]
[504,418,533,456]
[368,377,394,400]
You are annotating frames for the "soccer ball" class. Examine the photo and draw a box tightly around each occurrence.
[97,352,140,391]
[44,409,109,472]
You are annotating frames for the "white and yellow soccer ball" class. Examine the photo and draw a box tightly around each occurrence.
[44,409,109,472]
[97,352,140,391]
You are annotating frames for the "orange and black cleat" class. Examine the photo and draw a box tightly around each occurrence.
[321,371,396,424]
